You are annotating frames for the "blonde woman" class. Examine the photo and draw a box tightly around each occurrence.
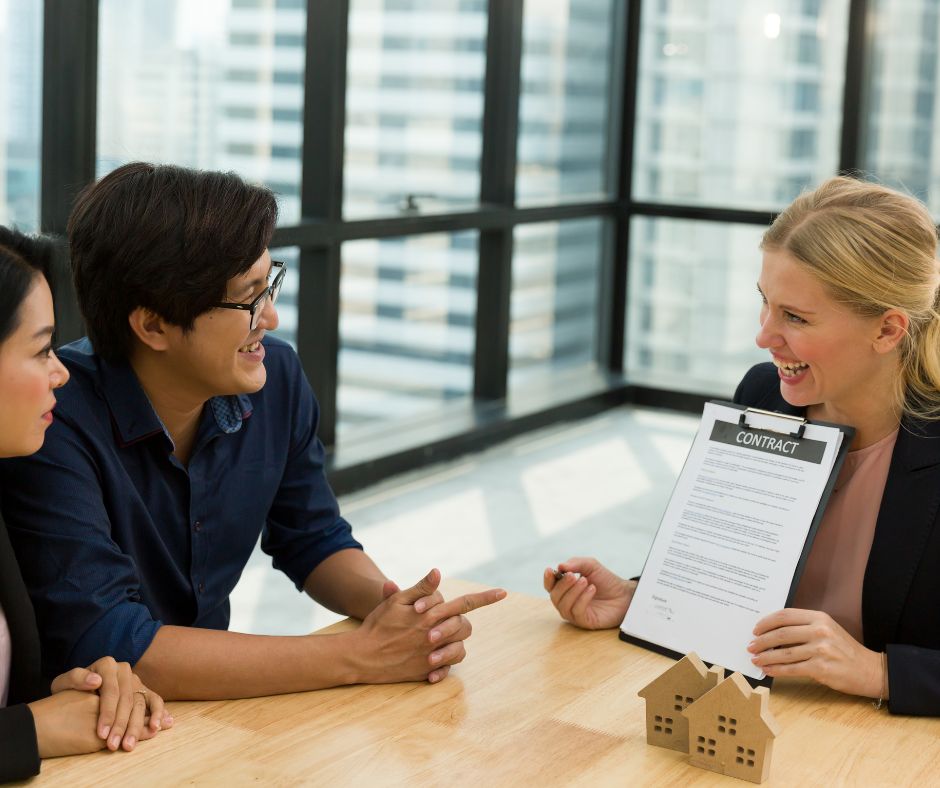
[545,177,940,716]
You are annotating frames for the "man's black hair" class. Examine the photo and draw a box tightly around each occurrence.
[68,162,279,361]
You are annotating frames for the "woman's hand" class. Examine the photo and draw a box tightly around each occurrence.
[26,690,159,760]
[50,656,173,751]
[28,691,107,759]
[749,608,884,697]
[543,557,636,630]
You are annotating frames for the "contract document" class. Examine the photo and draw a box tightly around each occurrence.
[620,402,853,681]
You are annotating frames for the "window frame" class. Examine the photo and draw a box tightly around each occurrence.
[40,0,873,494]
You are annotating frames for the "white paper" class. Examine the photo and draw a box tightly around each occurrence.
[621,402,845,679]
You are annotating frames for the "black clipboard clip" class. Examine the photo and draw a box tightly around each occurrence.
[737,407,807,440]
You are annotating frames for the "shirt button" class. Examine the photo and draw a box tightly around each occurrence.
[193,521,202,532]
[198,582,205,594]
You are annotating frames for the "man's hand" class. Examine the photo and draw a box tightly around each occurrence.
[51,656,173,751]
[351,568,506,684]
[543,557,635,630]
[748,608,885,697]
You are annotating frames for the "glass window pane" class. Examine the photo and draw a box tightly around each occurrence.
[97,0,305,223]
[633,0,848,211]
[516,0,615,206]
[268,246,298,348]
[510,218,604,390]
[864,0,940,214]
[337,232,477,440]
[0,0,42,230]
[344,0,487,219]
[626,217,768,395]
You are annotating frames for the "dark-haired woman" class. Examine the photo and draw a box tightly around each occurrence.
[0,229,171,782]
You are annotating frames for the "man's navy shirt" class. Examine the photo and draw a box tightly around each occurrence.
[0,336,361,677]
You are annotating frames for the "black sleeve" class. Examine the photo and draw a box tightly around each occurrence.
[732,373,749,405]
[0,703,41,782]
[887,643,940,716]
[734,362,773,406]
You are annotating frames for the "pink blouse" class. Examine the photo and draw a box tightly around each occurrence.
[0,603,11,707]
[791,428,899,642]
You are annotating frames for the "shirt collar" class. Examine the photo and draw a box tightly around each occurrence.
[209,394,253,434]
[98,356,167,447]
[98,356,253,447]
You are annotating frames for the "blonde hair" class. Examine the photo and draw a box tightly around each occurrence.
[762,176,940,420]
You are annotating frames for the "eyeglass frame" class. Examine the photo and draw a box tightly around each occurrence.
[212,260,286,330]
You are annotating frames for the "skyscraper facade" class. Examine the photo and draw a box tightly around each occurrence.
[0,0,42,231]
[627,0,849,395]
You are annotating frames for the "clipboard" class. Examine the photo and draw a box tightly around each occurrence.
[619,401,855,687]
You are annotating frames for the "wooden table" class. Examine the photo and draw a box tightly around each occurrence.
[31,581,940,786]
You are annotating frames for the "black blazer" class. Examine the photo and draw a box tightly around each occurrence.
[735,363,940,716]
[0,511,43,781]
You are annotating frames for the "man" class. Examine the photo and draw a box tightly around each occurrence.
[0,162,504,700]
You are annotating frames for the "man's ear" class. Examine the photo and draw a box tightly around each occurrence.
[128,307,172,352]
[873,309,909,355]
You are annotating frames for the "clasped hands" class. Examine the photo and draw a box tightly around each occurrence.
[29,655,171,758]
[354,568,506,685]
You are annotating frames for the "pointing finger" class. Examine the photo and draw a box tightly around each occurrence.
[423,588,506,625]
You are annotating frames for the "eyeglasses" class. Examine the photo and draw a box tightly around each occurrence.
[213,260,286,331]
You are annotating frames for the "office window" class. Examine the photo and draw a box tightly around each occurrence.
[789,127,817,159]
[97,0,306,223]
[274,33,305,47]
[337,232,477,439]
[626,218,768,395]
[509,218,604,390]
[229,32,260,46]
[343,0,487,219]
[516,0,616,206]
[796,30,821,64]
[864,0,940,214]
[0,0,42,230]
[633,0,849,211]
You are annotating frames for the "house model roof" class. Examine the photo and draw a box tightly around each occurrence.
[683,672,781,739]
[638,652,720,698]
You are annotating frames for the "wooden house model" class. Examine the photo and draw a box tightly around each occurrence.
[682,672,780,784]
[637,652,722,752]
